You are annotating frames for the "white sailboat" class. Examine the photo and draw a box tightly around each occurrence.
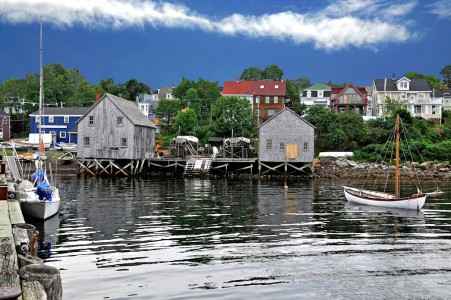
[343,114,429,211]
[20,17,61,219]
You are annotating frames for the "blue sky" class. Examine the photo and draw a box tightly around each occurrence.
[0,0,450,90]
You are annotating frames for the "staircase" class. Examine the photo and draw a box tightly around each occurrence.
[184,158,212,176]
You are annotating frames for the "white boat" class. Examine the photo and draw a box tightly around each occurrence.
[343,114,429,211]
[19,17,60,220]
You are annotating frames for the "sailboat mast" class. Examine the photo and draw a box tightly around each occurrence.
[395,114,400,198]
[38,16,43,155]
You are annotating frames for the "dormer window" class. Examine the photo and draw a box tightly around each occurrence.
[260,85,264,89]
[275,85,279,89]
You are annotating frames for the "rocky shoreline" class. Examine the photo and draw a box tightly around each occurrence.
[313,157,451,181]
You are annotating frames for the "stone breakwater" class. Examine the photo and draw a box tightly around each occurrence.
[313,157,451,181]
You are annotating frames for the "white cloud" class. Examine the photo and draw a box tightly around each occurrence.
[427,0,451,19]
[0,0,419,50]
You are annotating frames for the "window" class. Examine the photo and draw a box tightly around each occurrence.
[60,131,66,138]
[274,96,279,104]
[414,106,421,113]
[265,109,278,116]
[49,116,54,123]
[275,85,279,89]
[255,97,260,104]
[266,139,272,151]
[265,96,270,104]
[88,116,94,126]
[279,142,285,151]
[401,81,408,89]
[84,137,90,147]
[303,142,308,151]
[311,91,318,97]
[432,105,436,114]
[64,116,69,123]
[418,93,424,99]
[117,116,123,126]
[121,138,127,148]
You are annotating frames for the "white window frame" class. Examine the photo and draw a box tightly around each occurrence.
[88,116,94,126]
[266,139,272,151]
[274,96,279,104]
[121,138,127,148]
[49,116,54,123]
[84,137,90,147]
[64,116,69,123]
[60,131,66,138]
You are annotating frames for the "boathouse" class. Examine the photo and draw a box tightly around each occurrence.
[258,107,315,175]
[77,93,157,175]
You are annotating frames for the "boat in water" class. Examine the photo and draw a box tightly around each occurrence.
[343,114,438,211]
[19,18,60,220]
[58,151,74,165]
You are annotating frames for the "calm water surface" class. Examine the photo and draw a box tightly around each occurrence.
[31,175,451,299]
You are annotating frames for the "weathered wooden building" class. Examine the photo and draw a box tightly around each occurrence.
[258,108,315,175]
[77,93,157,162]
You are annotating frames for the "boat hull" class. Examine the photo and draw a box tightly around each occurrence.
[20,188,60,219]
[21,198,60,219]
[344,187,426,210]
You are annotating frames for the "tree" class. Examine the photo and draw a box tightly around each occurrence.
[154,99,181,131]
[404,72,441,89]
[385,96,408,116]
[211,96,253,137]
[240,67,262,81]
[285,80,300,103]
[125,78,151,101]
[173,77,196,107]
[262,65,283,80]
[289,76,311,94]
[172,108,198,136]
[440,65,451,89]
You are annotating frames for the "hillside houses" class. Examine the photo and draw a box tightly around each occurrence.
[222,80,286,125]
[371,75,442,124]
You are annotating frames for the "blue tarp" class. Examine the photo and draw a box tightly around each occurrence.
[36,181,52,201]
[32,169,45,182]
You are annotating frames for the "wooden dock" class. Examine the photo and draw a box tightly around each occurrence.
[76,157,313,177]
[0,160,62,300]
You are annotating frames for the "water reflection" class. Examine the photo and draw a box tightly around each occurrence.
[41,176,451,299]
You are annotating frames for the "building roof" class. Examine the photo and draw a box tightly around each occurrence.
[373,77,431,92]
[79,93,156,128]
[222,80,287,96]
[431,89,451,97]
[330,83,368,102]
[304,83,331,91]
[30,107,90,116]
[258,107,315,129]
[107,94,157,128]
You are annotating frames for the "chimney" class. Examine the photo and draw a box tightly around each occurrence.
[392,73,396,80]
[95,91,101,101]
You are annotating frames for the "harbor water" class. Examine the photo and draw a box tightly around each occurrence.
[31,175,451,299]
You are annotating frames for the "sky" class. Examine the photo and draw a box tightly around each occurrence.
[0,0,450,90]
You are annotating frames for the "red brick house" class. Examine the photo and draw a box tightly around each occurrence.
[330,83,368,115]
[222,80,286,126]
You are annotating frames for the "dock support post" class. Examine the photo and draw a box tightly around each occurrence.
[20,264,62,300]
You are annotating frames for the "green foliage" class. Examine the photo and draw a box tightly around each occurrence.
[385,97,408,116]
[440,65,451,89]
[211,96,253,138]
[172,78,196,107]
[291,102,308,117]
[240,67,262,81]
[404,72,441,89]
[285,80,300,103]
[154,99,181,132]
[262,65,284,81]
[172,108,198,136]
